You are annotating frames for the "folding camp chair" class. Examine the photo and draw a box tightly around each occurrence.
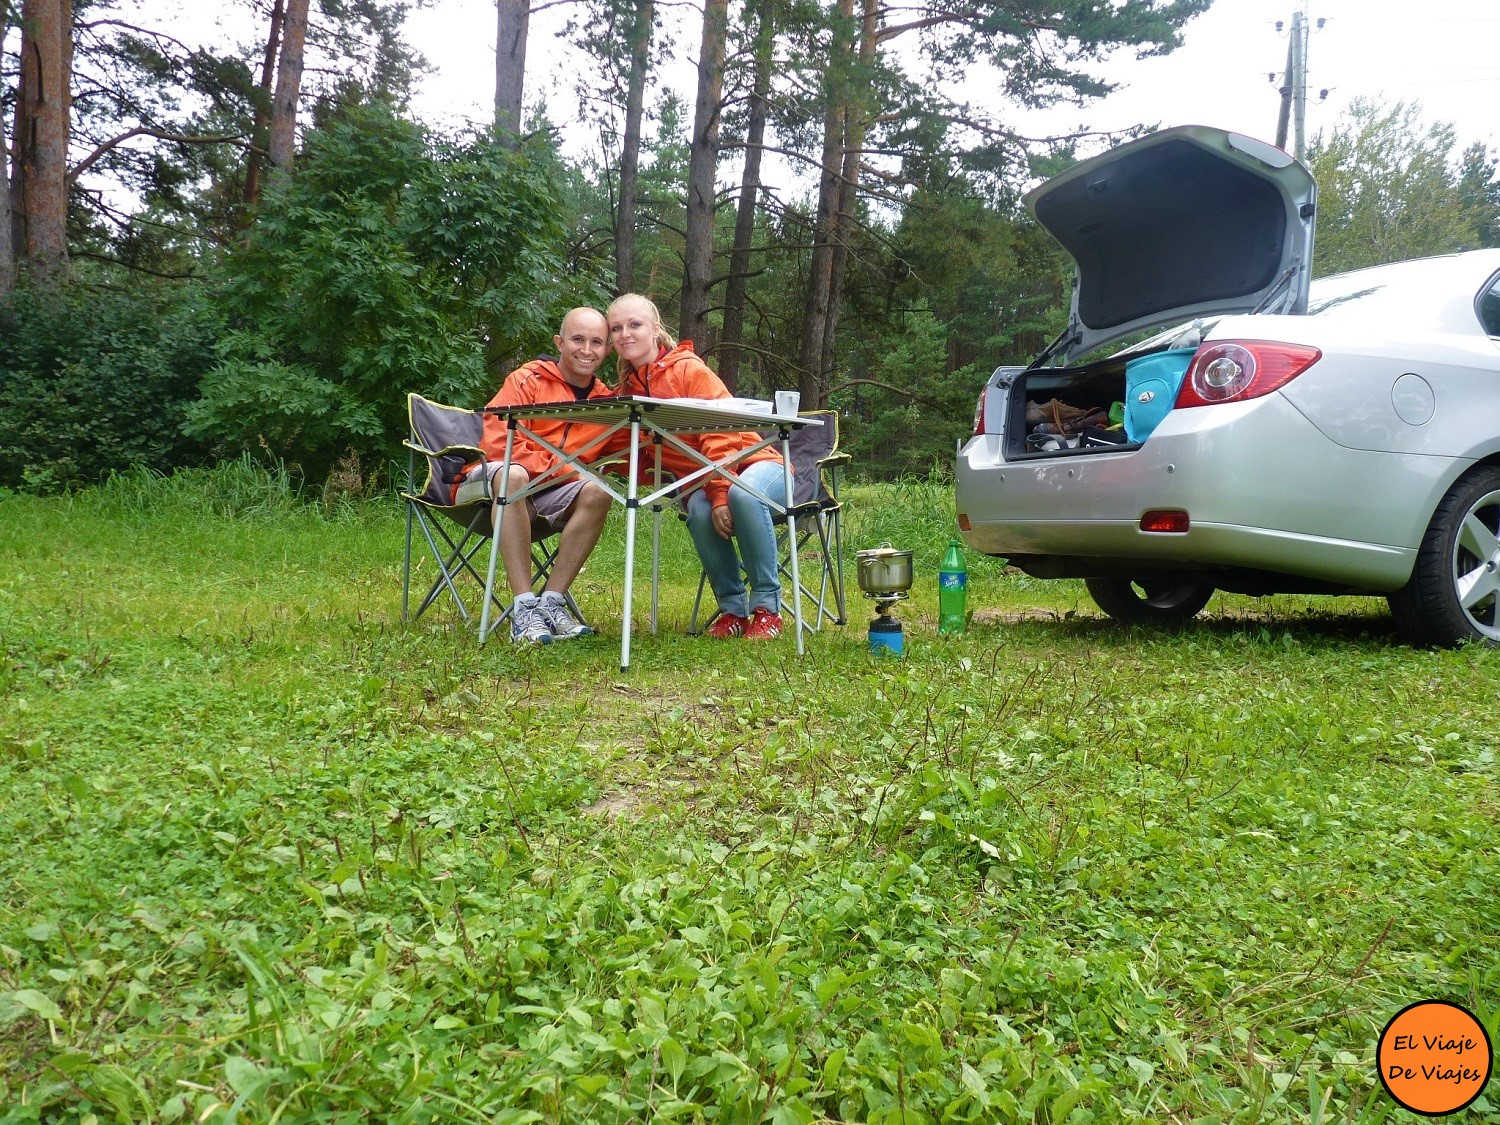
[400,393,586,636]
[688,408,848,636]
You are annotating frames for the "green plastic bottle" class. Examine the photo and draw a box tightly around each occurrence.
[938,538,967,634]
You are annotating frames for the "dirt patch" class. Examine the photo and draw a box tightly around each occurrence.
[583,788,648,819]
[970,608,1074,625]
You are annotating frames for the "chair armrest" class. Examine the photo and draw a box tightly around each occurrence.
[592,453,630,473]
[404,439,485,461]
[594,454,678,487]
[817,451,851,467]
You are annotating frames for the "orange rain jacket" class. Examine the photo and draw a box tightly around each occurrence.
[458,359,617,500]
[615,341,783,510]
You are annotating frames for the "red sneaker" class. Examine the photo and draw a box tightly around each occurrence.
[706,612,748,638]
[745,608,783,640]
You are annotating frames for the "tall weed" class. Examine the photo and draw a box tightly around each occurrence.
[83,455,310,523]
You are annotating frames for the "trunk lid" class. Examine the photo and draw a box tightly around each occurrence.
[1026,125,1316,364]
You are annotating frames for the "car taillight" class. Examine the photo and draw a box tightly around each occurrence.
[1175,340,1321,408]
[972,385,989,436]
[1140,510,1190,533]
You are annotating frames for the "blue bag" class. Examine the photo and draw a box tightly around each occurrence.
[1124,348,1195,443]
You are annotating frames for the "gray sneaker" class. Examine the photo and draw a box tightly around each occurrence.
[536,592,595,639]
[509,596,553,645]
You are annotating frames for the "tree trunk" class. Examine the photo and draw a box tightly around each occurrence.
[614,0,652,293]
[797,0,853,405]
[679,0,729,349]
[267,0,309,173]
[818,0,878,385]
[9,28,25,272]
[494,0,529,144]
[242,0,285,209]
[16,0,71,283]
[718,0,772,393]
[0,4,14,296]
[0,172,11,298]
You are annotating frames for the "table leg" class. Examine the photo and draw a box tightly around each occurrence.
[782,431,805,655]
[479,423,517,645]
[650,438,663,634]
[620,417,641,671]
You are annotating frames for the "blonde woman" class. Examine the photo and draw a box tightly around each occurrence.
[607,293,789,639]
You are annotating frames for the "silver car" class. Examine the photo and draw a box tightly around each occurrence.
[955,125,1500,645]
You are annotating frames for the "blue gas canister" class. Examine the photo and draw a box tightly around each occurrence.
[868,616,904,655]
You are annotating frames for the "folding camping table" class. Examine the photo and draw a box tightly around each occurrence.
[476,396,822,670]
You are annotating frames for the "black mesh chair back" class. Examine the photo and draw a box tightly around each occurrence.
[785,414,839,510]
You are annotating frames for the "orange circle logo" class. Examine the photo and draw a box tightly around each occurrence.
[1377,1000,1492,1116]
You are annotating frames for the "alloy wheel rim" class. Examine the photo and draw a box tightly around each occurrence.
[1451,487,1500,641]
[1137,579,1199,610]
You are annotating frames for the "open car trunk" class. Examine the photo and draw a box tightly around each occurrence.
[1001,340,1201,460]
[1005,355,1135,457]
[1000,125,1315,461]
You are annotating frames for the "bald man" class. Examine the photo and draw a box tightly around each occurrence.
[458,308,616,644]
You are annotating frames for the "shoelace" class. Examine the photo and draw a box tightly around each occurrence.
[539,599,580,633]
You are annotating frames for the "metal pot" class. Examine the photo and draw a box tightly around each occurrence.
[856,546,914,596]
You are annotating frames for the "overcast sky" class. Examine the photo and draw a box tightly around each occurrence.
[397,0,1500,160]
[136,0,1500,182]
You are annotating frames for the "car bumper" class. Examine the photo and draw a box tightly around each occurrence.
[955,393,1458,591]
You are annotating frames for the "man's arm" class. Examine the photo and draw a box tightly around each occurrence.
[479,367,552,473]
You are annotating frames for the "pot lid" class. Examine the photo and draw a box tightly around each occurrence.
[857,546,911,558]
[1024,125,1316,363]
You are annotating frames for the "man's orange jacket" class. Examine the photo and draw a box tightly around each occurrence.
[462,359,616,494]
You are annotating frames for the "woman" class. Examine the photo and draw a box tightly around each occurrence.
[607,293,789,640]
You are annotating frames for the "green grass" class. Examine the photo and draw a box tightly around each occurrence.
[1,464,1496,1123]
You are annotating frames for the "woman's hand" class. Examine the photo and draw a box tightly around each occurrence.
[711,503,734,539]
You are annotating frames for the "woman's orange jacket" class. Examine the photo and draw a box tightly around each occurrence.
[616,342,782,509]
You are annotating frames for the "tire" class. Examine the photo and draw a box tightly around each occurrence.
[1388,466,1500,647]
[1084,575,1214,625]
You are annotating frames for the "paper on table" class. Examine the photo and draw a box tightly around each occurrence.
[654,395,774,414]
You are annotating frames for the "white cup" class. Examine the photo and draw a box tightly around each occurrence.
[774,390,801,416]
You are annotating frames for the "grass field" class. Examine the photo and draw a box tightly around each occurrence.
[1,463,1496,1122]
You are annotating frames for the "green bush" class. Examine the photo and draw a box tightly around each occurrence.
[186,102,573,481]
[0,280,222,492]
[837,302,987,478]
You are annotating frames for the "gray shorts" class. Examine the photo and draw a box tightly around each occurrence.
[456,462,587,536]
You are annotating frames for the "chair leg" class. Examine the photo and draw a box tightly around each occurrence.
[412,508,474,622]
[687,569,715,635]
[830,507,847,625]
[650,503,662,634]
[774,514,847,635]
[403,500,415,623]
[813,513,842,626]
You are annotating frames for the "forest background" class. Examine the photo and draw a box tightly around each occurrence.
[3,0,1500,494]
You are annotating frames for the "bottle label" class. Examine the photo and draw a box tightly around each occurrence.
[939,573,967,590]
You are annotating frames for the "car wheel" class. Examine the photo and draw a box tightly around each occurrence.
[1388,466,1500,647]
[1084,576,1214,625]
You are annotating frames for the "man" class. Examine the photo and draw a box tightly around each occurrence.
[457,307,616,644]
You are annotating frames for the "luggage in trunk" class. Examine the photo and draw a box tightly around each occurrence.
[1006,346,1195,459]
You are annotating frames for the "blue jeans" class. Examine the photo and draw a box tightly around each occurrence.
[684,458,789,618]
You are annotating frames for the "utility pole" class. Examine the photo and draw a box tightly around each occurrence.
[1274,16,1293,150]
[1273,5,1311,160]
[1291,7,1307,160]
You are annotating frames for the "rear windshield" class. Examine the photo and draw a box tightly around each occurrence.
[1305,274,1402,317]
[1304,258,1475,324]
